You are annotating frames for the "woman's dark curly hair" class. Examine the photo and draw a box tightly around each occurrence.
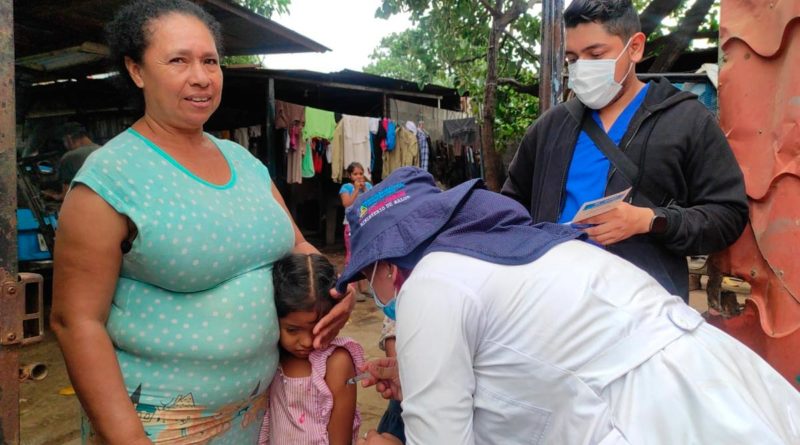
[105,0,224,102]
[273,254,338,320]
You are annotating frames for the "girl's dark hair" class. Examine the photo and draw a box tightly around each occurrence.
[273,254,337,319]
[105,0,224,104]
[346,162,364,175]
[564,0,641,41]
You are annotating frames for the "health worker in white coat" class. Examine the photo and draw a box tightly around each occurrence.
[336,167,800,445]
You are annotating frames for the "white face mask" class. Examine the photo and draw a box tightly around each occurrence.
[567,38,634,110]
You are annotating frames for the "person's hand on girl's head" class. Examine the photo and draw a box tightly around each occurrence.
[356,430,403,445]
[312,283,356,349]
[358,357,402,401]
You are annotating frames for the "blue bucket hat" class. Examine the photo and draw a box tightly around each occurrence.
[336,167,481,292]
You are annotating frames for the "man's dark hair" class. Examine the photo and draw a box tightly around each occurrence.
[564,0,641,40]
[60,122,90,140]
[105,0,224,103]
[273,254,338,320]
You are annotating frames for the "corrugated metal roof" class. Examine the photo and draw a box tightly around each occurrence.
[13,0,328,71]
[263,69,462,100]
[717,1,800,339]
[225,68,464,113]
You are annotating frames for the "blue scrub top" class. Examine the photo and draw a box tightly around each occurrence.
[558,84,650,223]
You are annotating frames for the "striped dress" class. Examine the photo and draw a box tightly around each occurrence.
[259,338,365,444]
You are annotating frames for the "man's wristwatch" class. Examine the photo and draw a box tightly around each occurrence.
[649,211,668,235]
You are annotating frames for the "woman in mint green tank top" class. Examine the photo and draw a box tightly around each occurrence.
[51,2,353,444]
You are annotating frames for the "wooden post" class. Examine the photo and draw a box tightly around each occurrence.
[264,77,277,177]
[539,0,565,114]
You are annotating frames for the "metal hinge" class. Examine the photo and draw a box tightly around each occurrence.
[0,268,23,346]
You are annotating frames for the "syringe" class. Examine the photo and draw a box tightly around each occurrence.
[346,372,371,385]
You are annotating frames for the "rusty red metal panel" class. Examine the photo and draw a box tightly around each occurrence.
[718,0,800,388]
[0,0,20,441]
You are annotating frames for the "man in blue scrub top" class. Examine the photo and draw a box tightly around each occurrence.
[502,0,748,301]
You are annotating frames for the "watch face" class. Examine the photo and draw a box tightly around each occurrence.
[652,215,668,234]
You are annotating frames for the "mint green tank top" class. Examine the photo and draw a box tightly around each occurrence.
[74,128,294,444]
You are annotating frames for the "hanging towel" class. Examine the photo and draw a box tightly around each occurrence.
[275,101,305,130]
[386,120,397,151]
[341,115,373,178]
[303,107,336,141]
[287,134,305,184]
[369,118,381,134]
[302,140,315,178]
[331,121,345,183]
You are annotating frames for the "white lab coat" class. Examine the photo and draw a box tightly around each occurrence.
[395,241,800,444]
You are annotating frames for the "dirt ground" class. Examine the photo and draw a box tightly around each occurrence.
[17,243,711,445]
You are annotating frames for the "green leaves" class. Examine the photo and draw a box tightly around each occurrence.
[366,0,540,152]
[235,0,291,18]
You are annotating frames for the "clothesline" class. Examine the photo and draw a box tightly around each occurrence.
[274,100,433,185]
[269,99,480,187]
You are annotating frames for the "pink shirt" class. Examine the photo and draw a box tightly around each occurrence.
[259,337,365,444]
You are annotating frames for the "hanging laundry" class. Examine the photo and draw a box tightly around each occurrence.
[386,120,397,151]
[369,118,381,135]
[233,128,249,149]
[302,140,315,178]
[443,118,478,144]
[313,149,323,174]
[382,126,418,176]
[311,138,328,174]
[370,133,380,182]
[377,118,388,152]
[417,129,430,171]
[275,101,305,130]
[468,145,481,179]
[248,125,262,139]
[286,133,305,184]
[331,121,345,183]
[289,124,302,150]
[341,114,372,179]
[302,107,336,141]
[249,125,262,154]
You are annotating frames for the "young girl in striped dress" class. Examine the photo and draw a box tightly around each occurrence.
[259,253,365,445]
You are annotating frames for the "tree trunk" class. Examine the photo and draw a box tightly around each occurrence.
[639,0,684,37]
[481,21,504,191]
[477,0,534,191]
[648,0,715,73]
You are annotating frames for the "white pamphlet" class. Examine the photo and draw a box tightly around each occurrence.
[570,188,631,223]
